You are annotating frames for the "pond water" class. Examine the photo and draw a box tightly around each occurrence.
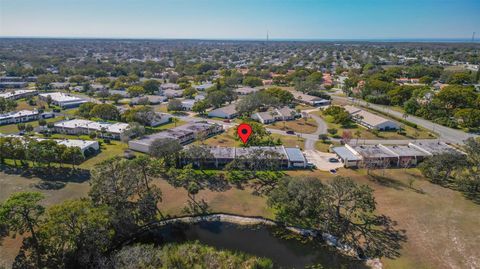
[136,221,367,269]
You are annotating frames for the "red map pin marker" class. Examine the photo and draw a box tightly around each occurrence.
[237,123,252,144]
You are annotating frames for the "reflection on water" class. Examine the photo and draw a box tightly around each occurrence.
[136,221,367,269]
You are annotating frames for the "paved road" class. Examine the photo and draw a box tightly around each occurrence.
[330,95,478,145]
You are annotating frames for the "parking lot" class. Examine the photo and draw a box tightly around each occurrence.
[304,150,344,171]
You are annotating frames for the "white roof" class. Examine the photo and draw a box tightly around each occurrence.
[39,92,85,103]
[0,89,37,99]
[54,119,129,134]
[0,110,38,120]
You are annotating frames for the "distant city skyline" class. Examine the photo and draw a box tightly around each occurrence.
[1,0,479,40]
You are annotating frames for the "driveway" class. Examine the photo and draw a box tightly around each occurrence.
[304,150,343,171]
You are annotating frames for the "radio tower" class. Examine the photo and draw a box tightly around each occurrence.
[472,32,476,42]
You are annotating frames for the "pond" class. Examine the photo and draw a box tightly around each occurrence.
[135,221,368,269]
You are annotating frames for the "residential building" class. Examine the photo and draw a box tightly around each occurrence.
[208,104,238,119]
[130,95,167,105]
[344,105,399,130]
[0,82,28,89]
[195,83,214,91]
[160,83,180,90]
[180,146,307,169]
[1,135,99,156]
[0,89,38,100]
[163,89,184,98]
[0,110,39,125]
[251,106,297,124]
[235,86,258,95]
[53,119,129,140]
[181,99,197,110]
[39,92,88,108]
[128,122,223,153]
[332,141,461,168]
[290,90,331,106]
[149,113,172,127]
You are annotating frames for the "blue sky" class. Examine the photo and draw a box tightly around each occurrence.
[1,0,479,39]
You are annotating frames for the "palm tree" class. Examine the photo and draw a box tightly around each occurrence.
[171,117,179,127]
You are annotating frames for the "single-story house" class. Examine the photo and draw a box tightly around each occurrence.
[251,106,298,124]
[39,92,88,108]
[344,105,399,130]
[235,87,258,95]
[208,104,238,119]
[290,90,331,106]
[195,83,215,91]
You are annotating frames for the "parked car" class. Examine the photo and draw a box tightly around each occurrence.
[329,158,339,163]
[329,169,337,174]
[306,162,316,169]
[286,130,295,134]
[223,119,231,123]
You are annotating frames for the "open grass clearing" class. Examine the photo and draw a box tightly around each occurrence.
[266,117,318,134]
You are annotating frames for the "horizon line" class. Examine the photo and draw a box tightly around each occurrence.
[0,36,479,43]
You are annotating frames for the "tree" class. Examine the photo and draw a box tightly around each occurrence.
[327,128,338,136]
[182,87,197,99]
[167,99,183,112]
[149,138,183,163]
[268,176,405,258]
[17,123,26,132]
[234,121,275,147]
[121,122,145,142]
[264,87,294,104]
[323,106,351,126]
[25,124,34,133]
[109,93,123,104]
[0,192,45,267]
[0,97,17,113]
[142,80,160,94]
[127,85,145,97]
[90,104,120,121]
[243,76,263,87]
[206,90,227,108]
[455,138,480,196]
[89,158,163,237]
[418,152,465,184]
[61,147,85,169]
[37,199,113,268]
[192,100,209,115]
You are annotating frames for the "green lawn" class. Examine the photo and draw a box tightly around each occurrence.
[267,118,318,134]
[0,117,64,134]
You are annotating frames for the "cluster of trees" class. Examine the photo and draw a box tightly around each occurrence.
[0,136,87,169]
[346,64,480,130]
[77,102,120,121]
[268,176,405,258]
[419,137,480,199]
[323,105,351,126]
[404,85,480,130]
[0,97,17,113]
[235,87,294,115]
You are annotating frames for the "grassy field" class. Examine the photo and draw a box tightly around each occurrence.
[1,167,479,269]
[315,140,340,152]
[266,118,318,134]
